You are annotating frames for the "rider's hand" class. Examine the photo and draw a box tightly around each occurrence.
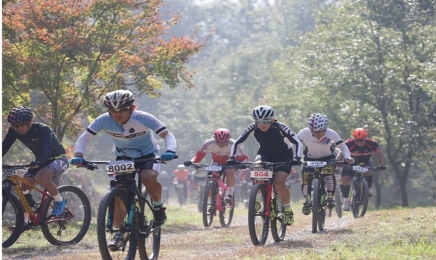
[294,157,302,165]
[70,156,84,166]
[30,161,41,169]
[226,157,238,165]
[345,158,354,165]
[379,166,387,171]
[184,160,192,167]
[161,151,176,161]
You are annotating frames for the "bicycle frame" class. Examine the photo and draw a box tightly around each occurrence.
[3,173,74,227]
[207,169,227,211]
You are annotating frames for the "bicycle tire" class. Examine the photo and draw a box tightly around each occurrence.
[202,181,216,227]
[40,185,92,245]
[248,183,269,245]
[97,187,137,260]
[311,178,320,233]
[334,189,342,218]
[270,190,286,242]
[354,179,369,218]
[137,192,161,260]
[2,190,24,248]
[219,192,234,227]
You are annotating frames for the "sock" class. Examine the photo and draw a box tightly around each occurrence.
[153,201,163,207]
[283,203,291,208]
[53,194,63,202]
[226,186,234,196]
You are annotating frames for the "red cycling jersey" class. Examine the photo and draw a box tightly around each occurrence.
[191,138,249,165]
[344,138,381,163]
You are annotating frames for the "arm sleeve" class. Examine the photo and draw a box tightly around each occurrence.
[163,132,177,152]
[73,129,97,156]
[336,142,351,159]
[279,123,303,158]
[229,125,255,157]
[191,151,207,163]
[2,129,17,157]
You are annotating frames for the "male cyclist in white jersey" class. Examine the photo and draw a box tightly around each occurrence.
[227,105,303,225]
[69,89,177,250]
[296,113,354,215]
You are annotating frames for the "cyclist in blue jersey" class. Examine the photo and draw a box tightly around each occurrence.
[69,89,177,250]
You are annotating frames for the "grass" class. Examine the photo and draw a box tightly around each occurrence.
[2,202,436,260]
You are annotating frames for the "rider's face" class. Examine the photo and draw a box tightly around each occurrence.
[11,121,32,135]
[311,129,326,139]
[354,139,366,147]
[108,106,134,124]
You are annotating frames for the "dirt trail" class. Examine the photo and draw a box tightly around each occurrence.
[3,204,356,260]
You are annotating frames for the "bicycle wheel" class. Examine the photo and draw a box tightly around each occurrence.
[334,189,342,218]
[97,187,137,260]
[202,181,216,227]
[219,192,234,227]
[317,192,326,232]
[2,190,24,248]
[248,183,269,245]
[311,178,320,233]
[270,190,286,242]
[137,192,160,260]
[352,179,369,218]
[40,185,91,245]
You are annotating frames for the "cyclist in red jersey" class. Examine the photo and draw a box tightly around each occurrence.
[336,128,387,211]
[184,128,249,206]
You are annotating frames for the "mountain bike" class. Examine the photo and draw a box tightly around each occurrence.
[302,161,344,233]
[328,172,342,218]
[349,164,383,218]
[188,163,234,228]
[80,156,177,260]
[2,164,91,248]
[235,161,299,245]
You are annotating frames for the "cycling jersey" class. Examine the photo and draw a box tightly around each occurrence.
[191,138,249,165]
[74,110,175,158]
[2,122,66,164]
[297,128,351,159]
[173,169,189,181]
[344,138,381,164]
[230,120,302,162]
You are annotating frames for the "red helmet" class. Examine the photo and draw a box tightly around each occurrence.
[213,128,231,142]
[352,128,368,139]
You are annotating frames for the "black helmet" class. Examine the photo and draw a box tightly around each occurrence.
[7,106,33,125]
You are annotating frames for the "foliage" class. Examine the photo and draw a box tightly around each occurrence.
[269,0,436,206]
[2,0,206,142]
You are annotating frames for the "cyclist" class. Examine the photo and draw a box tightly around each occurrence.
[173,164,189,204]
[297,113,354,215]
[69,89,176,249]
[2,106,69,230]
[184,128,249,207]
[227,105,303,225]
[336,127,387,211]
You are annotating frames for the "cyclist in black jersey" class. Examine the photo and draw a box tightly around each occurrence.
[227,105,303,225]
[2,106,69,229]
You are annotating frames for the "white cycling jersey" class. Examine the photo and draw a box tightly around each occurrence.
[74,110,175,158]
[297,128,351,159]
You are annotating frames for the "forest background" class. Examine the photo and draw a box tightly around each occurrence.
[2,0,436,210]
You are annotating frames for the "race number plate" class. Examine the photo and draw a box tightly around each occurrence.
[205,165,222,172]
[105,160,135,174]
[251,170,273,179]
[306,161,327,167]
[353,165,368,173]
[2,170,17,176]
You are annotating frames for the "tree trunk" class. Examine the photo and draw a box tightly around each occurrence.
[398,173,408,207]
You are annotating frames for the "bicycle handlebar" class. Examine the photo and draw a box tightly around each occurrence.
[230,160,302,169]
[78,155,178,171]
[3,164,32,169]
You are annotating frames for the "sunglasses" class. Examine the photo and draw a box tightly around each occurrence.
[311,129,326,134]
[11,123,29,129]
[108,107,131,114]
[354,139,366,142]
[255,119,272,125]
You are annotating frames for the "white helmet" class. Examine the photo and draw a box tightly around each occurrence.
[307,113,328,131]
[103,90,135,109]
[252,105,274,120]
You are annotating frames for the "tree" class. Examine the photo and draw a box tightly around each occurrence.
[270,0,436,206]
[2,0,206,142]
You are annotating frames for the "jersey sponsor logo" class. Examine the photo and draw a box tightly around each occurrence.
[105,130,147,139]
[129,128,135,133]
[316,137,331,145]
